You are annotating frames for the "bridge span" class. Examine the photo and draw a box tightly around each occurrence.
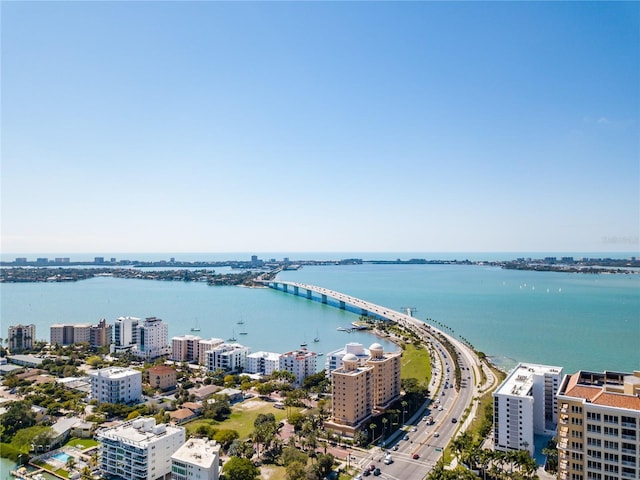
[263,280,422,329]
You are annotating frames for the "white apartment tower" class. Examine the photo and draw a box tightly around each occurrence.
[197,338,225,365]
[325,342,371,377]
[97,417,185,480]
[171,438,221,480]
[246,351,282,376]
[205,343,249,373]
[113,316,140,353]
[89,366,142,404]
[493,362,563,455]
[280,348,317,386]
[134,317,170,360]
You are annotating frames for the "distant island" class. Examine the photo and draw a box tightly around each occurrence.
[1,255,637,283]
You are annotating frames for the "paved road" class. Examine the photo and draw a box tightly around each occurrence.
[266,280,499,480]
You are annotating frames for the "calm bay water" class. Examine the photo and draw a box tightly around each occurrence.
[1,252,638,374]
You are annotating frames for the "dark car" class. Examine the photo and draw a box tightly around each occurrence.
[362,470,371,477]
[412,453,420,459]
[451,418,457,423]
[373,468,381,476]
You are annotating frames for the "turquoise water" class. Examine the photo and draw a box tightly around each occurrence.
[51,452,70,462]
[1,261,638,374]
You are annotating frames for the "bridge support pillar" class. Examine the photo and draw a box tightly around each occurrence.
[339,301,346,309]
[283,284,288,292]
[361,309,368,316]
[293,286,299,295]
[307,289,312,299]
[321,294,327,304]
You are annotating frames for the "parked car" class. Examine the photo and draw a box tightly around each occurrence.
[451,418,457,423]
[412,453,420,459]
[373,468,381,476]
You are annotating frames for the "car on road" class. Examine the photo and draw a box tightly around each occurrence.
[433,432,440,437]
[404,434,409,440]
[451,418,457,423]
[373,468,381,476]
[412,453,420,459]
[392,445,398,451]
[362,470,370,477]
[411,426,417,432]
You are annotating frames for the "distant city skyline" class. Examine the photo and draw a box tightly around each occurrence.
[2,2,638,254]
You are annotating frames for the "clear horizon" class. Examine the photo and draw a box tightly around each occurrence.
[2,2,638,253]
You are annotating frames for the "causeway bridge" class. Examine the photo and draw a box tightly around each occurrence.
[263,280,422,330]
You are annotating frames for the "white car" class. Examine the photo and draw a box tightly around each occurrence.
[433,432,440,437]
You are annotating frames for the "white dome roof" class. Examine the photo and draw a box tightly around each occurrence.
[342,353,358,363]
[369,343,383,351]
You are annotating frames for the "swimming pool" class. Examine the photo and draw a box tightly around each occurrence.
[51,452,70,463]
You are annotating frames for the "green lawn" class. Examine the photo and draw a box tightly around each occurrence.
[186,399,297,439]
[65,438,99,449]
[400,343,431,386]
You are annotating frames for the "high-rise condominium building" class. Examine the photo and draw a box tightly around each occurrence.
[280,348,317,386]
[325,342,371,377]
[134,317,170,360]
[171,335,202,362]
[171,438,221,480]
[329,353,374,434]
[50,323,92,346]
[97,417,185,480]
[90,318,112,348]
[556,370,640,480]
[326,343,401,437]
[205,343,249,373]
[8,324,35,352]
[89,366,142,404]
[246,351,282,376]
[493,362,563,455]
[113,316,140,352]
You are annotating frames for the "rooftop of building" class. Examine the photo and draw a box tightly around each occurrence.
[247,351,282,360]
[146,365,176,375]
[171,438,220,468]
[98,418,183,446]
[50,323,92,328]
[559,370,640,411]
[495,362,563,398]
[90,366,141,379]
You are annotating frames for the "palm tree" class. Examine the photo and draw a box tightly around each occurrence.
[369,423,377,444]
[381,417,388,440]
[401,400,408,425]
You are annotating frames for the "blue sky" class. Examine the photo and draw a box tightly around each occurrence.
[2,1,638,254]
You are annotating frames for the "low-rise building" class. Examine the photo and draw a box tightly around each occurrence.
[146,365,177,391]
[89,366,142,404]
[171,438,221,480]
